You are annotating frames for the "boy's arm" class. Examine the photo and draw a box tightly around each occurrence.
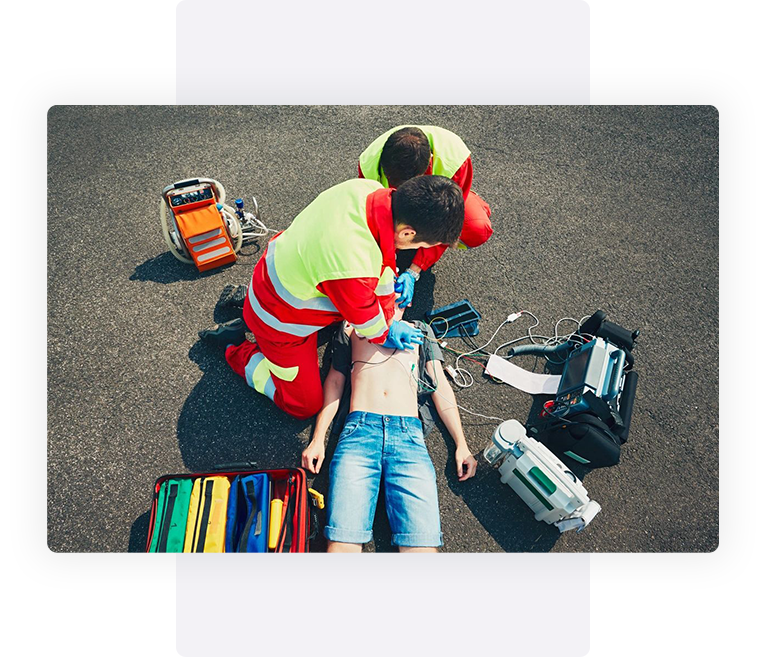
[301,366,347,474]
[425,359,478,481]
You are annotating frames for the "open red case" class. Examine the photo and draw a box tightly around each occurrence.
[146,465,316,553]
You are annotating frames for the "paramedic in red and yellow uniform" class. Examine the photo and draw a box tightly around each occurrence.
[214,176,464,420]
[358,125,493,306]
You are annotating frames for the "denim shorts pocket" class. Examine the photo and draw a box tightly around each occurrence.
[406,429,427,447]
[339,417,361,439]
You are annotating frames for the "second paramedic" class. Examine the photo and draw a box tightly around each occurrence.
[358,124,494,307]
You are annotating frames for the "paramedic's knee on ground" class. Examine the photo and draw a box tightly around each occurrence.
[224,335,324,420]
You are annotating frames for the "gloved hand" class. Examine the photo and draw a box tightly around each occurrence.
[382,320,424,351]
[393,270,417,308]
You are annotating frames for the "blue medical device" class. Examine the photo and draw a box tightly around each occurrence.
[425,299,481,338]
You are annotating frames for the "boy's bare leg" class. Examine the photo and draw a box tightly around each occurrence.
[398,546,438,553]
[327,541,364,553]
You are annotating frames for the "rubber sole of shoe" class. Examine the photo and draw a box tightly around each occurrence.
[217,284,248,309]
[199,319,247,348]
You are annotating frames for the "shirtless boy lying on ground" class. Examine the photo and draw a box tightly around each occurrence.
[301,309,477,552]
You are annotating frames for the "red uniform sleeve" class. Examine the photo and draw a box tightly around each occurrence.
[411,244,450,272]
[317,278,392,344]
[411,157,474,271]
[452,157,473,197]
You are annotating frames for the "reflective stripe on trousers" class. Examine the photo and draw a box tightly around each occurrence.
[225,333,324,420]
[243,352,299,400]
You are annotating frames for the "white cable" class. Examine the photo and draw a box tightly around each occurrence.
[494,310,542,354]
[240,214,278,238]
[425,309,595,396]
[451,316,512,388]
[239,196,279,241]
[426,315,476,388]
[495,312,593,364]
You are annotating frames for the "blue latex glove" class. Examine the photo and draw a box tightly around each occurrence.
[382,320,424,351]
[393,270,417,308]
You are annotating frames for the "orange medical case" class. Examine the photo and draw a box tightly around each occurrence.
[163,179,238,272]
[173,202,236,272]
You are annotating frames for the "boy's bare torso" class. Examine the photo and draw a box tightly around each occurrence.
[348,326,420,418]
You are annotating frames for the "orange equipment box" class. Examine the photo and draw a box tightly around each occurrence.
[163,180,237,272]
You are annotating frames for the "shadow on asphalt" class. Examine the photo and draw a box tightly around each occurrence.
[176,341,311,472]
[436,421,562,552]
[131,234,263,285]
[128,511,151,553]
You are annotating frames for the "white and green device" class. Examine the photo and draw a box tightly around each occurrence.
[485,420,601,533]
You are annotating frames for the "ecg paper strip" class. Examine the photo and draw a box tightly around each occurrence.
[485,354,562,395]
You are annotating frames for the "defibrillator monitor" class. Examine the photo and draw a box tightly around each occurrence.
[560,348,590,391]
[556,338,626,414]
[167,183,217,209]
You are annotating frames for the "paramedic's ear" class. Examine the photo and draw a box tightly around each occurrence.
[395,225,417,243]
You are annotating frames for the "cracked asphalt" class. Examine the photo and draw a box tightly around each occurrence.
[47,106,718,552]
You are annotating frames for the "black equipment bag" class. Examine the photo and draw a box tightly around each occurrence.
[532,413,622,468]
[530,370,639,468]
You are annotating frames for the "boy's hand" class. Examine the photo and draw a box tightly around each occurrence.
[455,446,478,481]
[302,440,326,474]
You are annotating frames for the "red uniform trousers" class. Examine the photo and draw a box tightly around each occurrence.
[224,316,324,421]
[223,249,328,421]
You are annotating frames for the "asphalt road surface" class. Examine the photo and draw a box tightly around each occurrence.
[47,106,718,553]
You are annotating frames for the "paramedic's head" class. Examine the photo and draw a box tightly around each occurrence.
[380,127,431,188]
[391,176,464,250]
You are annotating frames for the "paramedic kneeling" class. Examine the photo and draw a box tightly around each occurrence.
[200,176,464,420]
[301,310,477,552]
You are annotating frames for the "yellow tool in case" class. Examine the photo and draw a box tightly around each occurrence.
[183,477,231,553]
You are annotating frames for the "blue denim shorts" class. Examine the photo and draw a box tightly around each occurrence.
[324,411,443,548]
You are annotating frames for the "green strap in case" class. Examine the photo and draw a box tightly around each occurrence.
[149,478,193,552]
